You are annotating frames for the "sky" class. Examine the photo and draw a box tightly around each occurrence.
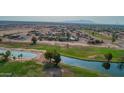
[0,16,124,24]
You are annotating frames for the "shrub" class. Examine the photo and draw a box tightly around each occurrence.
[0,38,2,42]
[44,51,53,63]
[31,36,37,45]
[104,53,113,62]
[1,50,11,62]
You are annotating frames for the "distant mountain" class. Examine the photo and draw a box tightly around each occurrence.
[64,20,95,24]
[0,20,95,25]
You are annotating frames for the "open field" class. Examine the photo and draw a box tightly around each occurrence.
[82,30,112,40]
[0,28,32,36]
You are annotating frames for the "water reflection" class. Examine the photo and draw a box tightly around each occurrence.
[102,62,111,70]
[117,62,124,71]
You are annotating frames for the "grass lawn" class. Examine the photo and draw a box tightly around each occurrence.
[59,47,124,62]
[0,42,124,62]
[82,30,112,40]
[61,64,106,77]
[0,61,103,77]
[0,61,44,77]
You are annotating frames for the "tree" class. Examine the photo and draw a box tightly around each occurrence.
[2,50,11,62]
[44,51,53,63]
[66,32,71,41]
[13,56,16,60]
[112,32,118,42]
[18,54,23,61]
[53,52,61,66]
[104,53,113,62]
[92,32,95,36]
[66,43,69,48]
[19,54,23,59]
[0,38,2,42]
[44,50,61,66]
[31,36,37,45]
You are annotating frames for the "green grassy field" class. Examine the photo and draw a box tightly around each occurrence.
[0,61,103,77]
[82,30,112,40]
[61,64,106,77]
[0,61,44,77]
[0,42,124,62]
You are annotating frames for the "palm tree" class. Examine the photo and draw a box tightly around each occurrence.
[20,54,23,59]
[18,54,23,61]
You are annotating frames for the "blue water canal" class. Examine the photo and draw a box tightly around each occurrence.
[61,56,124,77]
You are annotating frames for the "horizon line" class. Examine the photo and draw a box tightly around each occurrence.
[0,20,124,26]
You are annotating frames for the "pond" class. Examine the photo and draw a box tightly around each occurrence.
[0,48,37,59]
[61,56,124,77]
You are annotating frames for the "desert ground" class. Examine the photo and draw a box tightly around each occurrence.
[0,24,122,49]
